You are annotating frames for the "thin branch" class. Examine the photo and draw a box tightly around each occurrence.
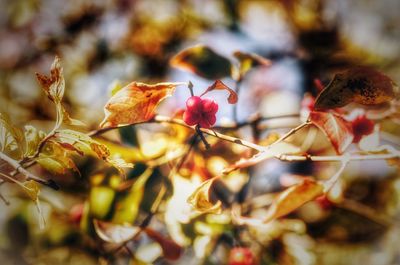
[0,152,58,190]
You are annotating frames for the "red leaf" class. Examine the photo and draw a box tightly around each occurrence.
[309,111,354,154]
[200,80,238,104]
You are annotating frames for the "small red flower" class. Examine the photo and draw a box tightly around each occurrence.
[351,114,374,143]
[183,96,218,128]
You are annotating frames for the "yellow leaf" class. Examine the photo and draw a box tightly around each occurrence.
[233,51,271,78]
[187,177,222,214]
[100,82,185,128]
[23,180,40,201]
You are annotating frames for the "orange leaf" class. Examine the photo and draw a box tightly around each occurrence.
[100,82,185,128]
[309,111,354,154]
[263,179,324,222]
[144,228,182,261]
[233,179,324,226]
[200,80,238,104]
[315,67,398,110]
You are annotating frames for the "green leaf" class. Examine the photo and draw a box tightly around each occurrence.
[112,168,152,224]
[170,45,232,80]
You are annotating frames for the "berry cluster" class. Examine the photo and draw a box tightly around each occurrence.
[183,96,218,128]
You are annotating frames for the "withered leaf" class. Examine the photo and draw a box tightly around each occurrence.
[315,67,398,110]
[36,56,84,128]
[170,45,232,80]
[309,111,354,154]
[187,177,222,214]
[200,80,238,104]
[100,82,185,128]
[93,219,141,244]
[144,228,182,261]
[35,55,65,103]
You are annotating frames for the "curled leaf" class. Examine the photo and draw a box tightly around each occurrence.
[233,51,271,78]
[144,228,182,261]
[309,111,354,154]
[36,55,65,102]
[187,177,222,214]
[36,141,79,174]
[36,56,84,128]
[100,82,185,128]
[200,80,238,104]
[315,67,398,110]
[93,219,141,244]
[170,45,232,80]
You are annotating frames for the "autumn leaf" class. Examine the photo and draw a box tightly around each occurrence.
[315,67,398,110]
[36,55,65,103]
[144,228,182,261]
[36,141,79,174]
[24,125,46,157]
[170,45,232,79]
[0,112,25,159]
[233,51,271,79]
[23,180,41,201]
[187,177,222,214]
[233,179,324,225]
[263,179,324,222]
[309,111,354,154]
[200,80,238,104]
[55,129,133,174]
[100,81,185,128]
[93,219,141,244]
[36,56,84,127]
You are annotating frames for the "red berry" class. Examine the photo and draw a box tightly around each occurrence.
[186,96,203,113]
[351,114,374,143]
[229,247,256,265]
[183,96,218,128]
[201,98,218,114]
[183,110,200,126]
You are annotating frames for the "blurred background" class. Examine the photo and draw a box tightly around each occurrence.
[0,0,400,264]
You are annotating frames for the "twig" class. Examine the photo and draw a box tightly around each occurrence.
[195,125,210,149]
[0,152,59,190]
